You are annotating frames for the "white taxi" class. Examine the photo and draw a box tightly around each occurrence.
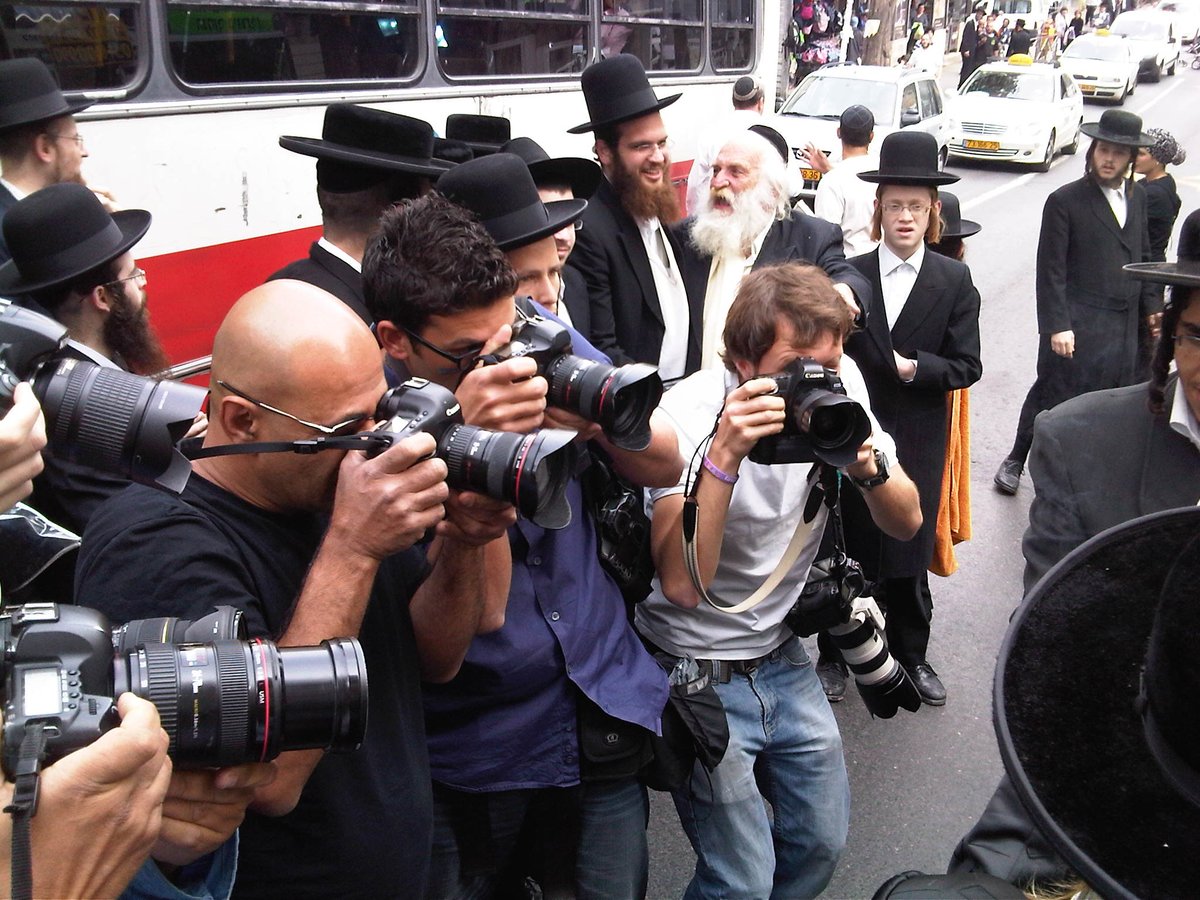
[947,56,1084,172]
[1059,32,1140,104]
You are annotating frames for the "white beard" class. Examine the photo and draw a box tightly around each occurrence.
[690,184,777,261]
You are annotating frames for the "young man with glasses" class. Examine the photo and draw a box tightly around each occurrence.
[831,130,982,707]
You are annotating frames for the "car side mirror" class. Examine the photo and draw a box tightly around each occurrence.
[900,108,921,127]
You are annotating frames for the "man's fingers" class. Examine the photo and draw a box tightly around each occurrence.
[479,322,515,357]
[213,762,277,791]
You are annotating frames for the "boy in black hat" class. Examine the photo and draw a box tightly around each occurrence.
[0,58,95,263]
[567,55,698,377]
[994,109,1159,495]
[269,104,450,325]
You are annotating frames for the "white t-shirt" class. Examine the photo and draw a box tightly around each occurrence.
[813,154,880,259]
[634,358,896,658]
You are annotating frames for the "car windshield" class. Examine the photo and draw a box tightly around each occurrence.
[992,0,1032,13]
[1111,17,1169,39]
[780,76,897,126]
[961,70,1053,101]
[1063,37,1128,60]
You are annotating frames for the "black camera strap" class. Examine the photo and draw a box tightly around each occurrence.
[182,433,392,460]
[4,722,47,900]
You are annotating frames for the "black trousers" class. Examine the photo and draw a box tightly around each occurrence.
[818,572,933,668]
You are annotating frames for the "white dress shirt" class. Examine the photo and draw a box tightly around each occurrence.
[1170,375,1200,453]
[878,240,925,330]
[1101,184,1127,229]
[0,178,28,202]
[638,217,689,380]
[317,236,362,273]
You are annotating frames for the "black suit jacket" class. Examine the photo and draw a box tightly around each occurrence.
[269,241,370,325]
[0,182,18,265]
[673,212,872,360]
[566,178,699,371]
[560,264,592,340]
[842,248,982,577]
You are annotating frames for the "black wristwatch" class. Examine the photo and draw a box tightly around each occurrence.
[852,449,891,491]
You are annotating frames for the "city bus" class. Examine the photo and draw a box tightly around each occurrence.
[1,0,785,360]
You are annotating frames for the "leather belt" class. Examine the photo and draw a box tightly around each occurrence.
[695,640,791,684]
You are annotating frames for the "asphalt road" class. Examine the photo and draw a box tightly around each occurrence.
[645,63,1200,900]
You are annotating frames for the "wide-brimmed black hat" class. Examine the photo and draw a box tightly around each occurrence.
[0,58,90,132]
[445,114,511,156]
[858,131,959,186]
[0,183,151,294]
[437,153,587,252]
[996,507,1200,900]
[1080,109,1154,147]
[568,55,681,135]
[280,104,451,180]
[936,191,980,239]
[500,137,602,199]
[433,137,474,166]
[1124,207,1200,287]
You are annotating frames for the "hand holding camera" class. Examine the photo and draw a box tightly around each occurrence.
[0,384,46,511]
[437,489,518,547]
[457,321,549,435]
[710,377,787,473]
[153,761,277,868]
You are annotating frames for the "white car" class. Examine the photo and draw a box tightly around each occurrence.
[765,65,952,201]
[1162,0,1200,42]
[1059,31,1140,104]
[948,58,1083,172]
[1110,9,1182,81]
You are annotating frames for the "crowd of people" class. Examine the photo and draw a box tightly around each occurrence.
[0,42,1197,900]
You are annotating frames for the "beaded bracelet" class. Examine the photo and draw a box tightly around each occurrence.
[702,454,738,485]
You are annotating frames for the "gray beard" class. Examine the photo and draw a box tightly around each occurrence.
[690,194,776,260]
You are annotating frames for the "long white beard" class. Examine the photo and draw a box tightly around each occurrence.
[690,185,776,260]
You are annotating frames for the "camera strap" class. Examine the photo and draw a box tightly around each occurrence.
[4,722,47,900]
[182,433,392,459]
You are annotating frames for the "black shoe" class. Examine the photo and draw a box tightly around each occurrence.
[817,658,848,702]
[906,662,947,706]
[993,458,1023,495]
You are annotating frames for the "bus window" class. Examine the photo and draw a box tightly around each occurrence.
[0,3,142,91]
[165,1,421,87]
[711,0,754,70]
[436,0,589,77]
[613,0,702,71]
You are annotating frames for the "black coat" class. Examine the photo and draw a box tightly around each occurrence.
[268,241,371,325]
[561,263,592,341]
[566,178,700,371]
[1032,177,1157,410]
[842,248,982,577]
[0,182,18,265]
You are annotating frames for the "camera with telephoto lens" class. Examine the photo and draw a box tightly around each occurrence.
[785,557,921,719]
[0,603,369,778]
[748,358,872,468]
[486,307,663,452]
[371,377,579,530]
[0,299,204,495]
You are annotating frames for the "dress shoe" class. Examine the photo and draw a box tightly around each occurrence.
[993,458,1023,495]
[906,662,947,706]
[817,658,847,702]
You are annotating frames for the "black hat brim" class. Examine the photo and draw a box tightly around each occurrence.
[858,170,960,186]
[995,507,1200,900]
[0,97,92,133]
[493,198,588,252]
[0,208,151,294]
[567,92,682,135]
[527,157,603,200]
[1123,261,1200,288]
[278,136,452,178]
[1079,122,1155,147]
[942,218,981,239]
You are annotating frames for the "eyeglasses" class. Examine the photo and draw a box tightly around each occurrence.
[105,267,147,289]
[1173,334,1200,353]
[217,380,370,435]
[625,137,673,156]
[403,328,487,374]
[44,131,85,148]
[881,202,932,216]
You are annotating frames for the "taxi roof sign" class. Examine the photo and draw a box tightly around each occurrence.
[1008,53,1034,65]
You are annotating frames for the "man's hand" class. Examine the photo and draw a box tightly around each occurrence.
[1147,312,1163,340]
[803,142,833,175]
[457,323,548,433]
[707,377,786,473]
[86,183,120,214]
[437,489,517,546]
[24,694,172,898]
[184,411,208,441]
[1050,330,1075,358]
[832,283,861,322]
[0,382,46,510]
[152,762,276,868]
[328,433,449,562]
[844,433,881,482]
[892,349,917,381]
[542,405,602,442]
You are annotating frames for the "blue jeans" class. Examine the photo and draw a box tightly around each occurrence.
[426,777,648,899]
[673,637,850,899]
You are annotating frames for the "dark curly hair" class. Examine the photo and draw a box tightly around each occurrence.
[363,194,517,333]
[1149,285,1199,414]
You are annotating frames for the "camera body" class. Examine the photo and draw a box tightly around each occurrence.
[0,300,66,405]
[748,358,871,469]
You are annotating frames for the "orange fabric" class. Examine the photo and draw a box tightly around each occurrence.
[930,388,972,577]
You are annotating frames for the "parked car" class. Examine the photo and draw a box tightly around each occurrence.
[1110,9,1181,81]
[947,56,1083,173]
[765,65,952,201]
[1160,0,1199,44]
[1059,31,1140,104]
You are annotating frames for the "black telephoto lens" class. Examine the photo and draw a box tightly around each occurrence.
[441,424,578,529]
[112,607,247,656]
[545,357,662,452]
[33,357,205,493]
[116,636,368,767]
[790,392,871,468]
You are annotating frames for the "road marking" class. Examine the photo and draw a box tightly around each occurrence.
[1129,75,1189,116]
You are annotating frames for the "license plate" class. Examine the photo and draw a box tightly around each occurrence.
[801,168,822,182]
[1079,83,1096,93]
[964,139,1000,151]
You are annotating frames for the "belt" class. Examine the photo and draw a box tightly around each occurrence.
[695,640,791,684]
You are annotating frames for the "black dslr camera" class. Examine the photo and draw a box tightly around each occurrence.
[372,377,579,530]
[748,358,871,468]
[0,299,204,495]
[0,603,368,778]
[486,308,663,452]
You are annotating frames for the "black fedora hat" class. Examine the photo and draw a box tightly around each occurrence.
[859,131,959,186]
[996,507,1200,900]
[568,55,681,135]
[280,104,451,179]
[1079,109,1153,147]
[437,153,587,252]
[936,191,980,239]
[433,137,474,166]
[500,137,602,199]
[0,58,90,133]
[0,183,151,294]
[1124,207,1200,287]
[445,114,511,156]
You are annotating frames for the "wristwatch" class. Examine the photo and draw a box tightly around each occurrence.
[852,449,891,491]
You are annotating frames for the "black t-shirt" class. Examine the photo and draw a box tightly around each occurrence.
[76,475,433,899]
